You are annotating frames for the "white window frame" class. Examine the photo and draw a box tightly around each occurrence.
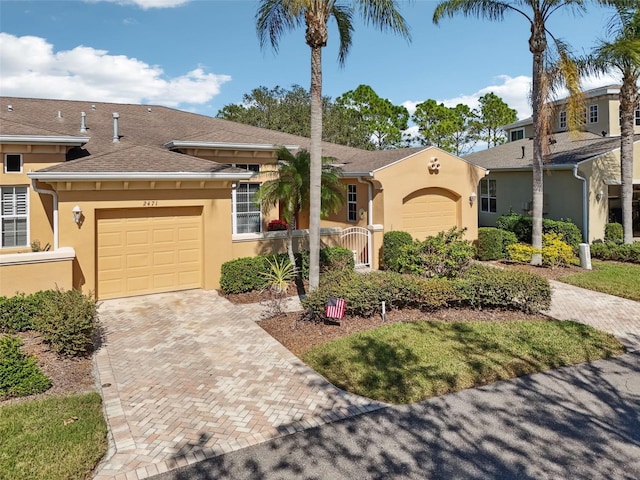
[1,186,29,248]
[3,154,23,174]
[635,107,640,126]
[347,184,357,222]
[510,129,524,142]
[559,111,567,130]
[231,163,262,235]
[480,179,497,214]
[589,104,598,124]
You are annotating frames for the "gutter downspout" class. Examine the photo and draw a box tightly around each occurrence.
[357,177,374,268]
[31,179,59,250]
[573,165,588,243]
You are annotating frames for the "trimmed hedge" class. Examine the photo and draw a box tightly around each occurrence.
[219,247,355,294]
[496,213,582,249]
[454,264,551,313]
[604,223,623,243]
[590,241,640,264]
[381,231,413,271]
[0,335,51,399]
[476,227,518,260]
[301,265,551,318]
[302,270,456,318]
[0,290,57,333]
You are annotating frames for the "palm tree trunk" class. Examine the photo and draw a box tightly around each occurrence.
[619,77,636,244]
[308,45,323,290]
[286,225,296,272]
[529,19,546,266]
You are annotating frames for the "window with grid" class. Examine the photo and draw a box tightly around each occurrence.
[4,154,22,173]
[233,183,261,234]
[347,184,357,222]
[1,186,28,247]
[635,108,640,126]
[480,179,496,213]
[559,111,567,130]
[589,105,598,123]
[510,129,524,142]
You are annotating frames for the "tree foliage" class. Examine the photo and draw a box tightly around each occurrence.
[217,84,374,149]
[336,84,409,149]
[473,92,518,147]
[411,99,476,155]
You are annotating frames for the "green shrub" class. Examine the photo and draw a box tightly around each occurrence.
[0,335,51,399]
[496,213,583,248]
[397,228,474,278]
[590,241,640,264]
[604,223,623,243]
[541,233,575,267]
[506,243,540,263]
[302,270,456,318]
[33,289,98,357]
[476,227,518,261]
[455,264,551,313]
[0,290,57,333]
[381,231,413,271]
[220,256,270,294]
[320,246,355,271]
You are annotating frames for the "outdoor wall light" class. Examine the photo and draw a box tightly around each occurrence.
[596,189,604,202]
[359,208,366,220]
[72,205,82,225]
[469,192,477,206]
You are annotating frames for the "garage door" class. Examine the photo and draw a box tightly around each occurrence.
[402,188,460,240]
[97,207,203,299]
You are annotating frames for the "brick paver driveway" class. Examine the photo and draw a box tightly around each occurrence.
[93,290,383,480]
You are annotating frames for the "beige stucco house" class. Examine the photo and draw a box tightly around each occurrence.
[465,85,640,242]
[1,97,485,299]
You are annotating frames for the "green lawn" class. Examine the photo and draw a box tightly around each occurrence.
[559,261,640,301]
[303,320,624,404]
[0,392,107,480]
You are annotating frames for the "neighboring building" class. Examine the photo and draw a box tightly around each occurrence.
[502,85,640,141]
[1,97,485,299]
[464,130,640,242]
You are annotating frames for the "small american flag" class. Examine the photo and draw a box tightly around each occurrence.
[325,296,346,319]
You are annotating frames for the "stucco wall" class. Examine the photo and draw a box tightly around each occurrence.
[478,169,584,238]
[373,148,485,241]
[0,248,74,296]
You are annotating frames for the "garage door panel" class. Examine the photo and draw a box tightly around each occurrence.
[402,188,460,240]
[97,207,203,299]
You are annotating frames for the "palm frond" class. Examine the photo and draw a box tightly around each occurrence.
[256,0,303,51]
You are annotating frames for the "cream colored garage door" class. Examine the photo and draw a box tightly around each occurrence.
[402,188,460,240]
[97,207,203,299]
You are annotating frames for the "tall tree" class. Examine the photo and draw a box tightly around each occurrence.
[336,84,409,149]
[255,147,345,268]
[434,0,590,264]
[412,99,476,155]
[580,3,640,244]
[257,0,410,289]
[473,92,518,147]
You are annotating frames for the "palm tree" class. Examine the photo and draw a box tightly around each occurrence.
[256,0,410,289]
[580,3,640,244]
[433,0,593,264]
[255,147,345,272]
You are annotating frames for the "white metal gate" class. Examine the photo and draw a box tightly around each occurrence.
[341,227,371,268]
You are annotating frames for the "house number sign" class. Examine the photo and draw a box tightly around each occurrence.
[142,201,158,206]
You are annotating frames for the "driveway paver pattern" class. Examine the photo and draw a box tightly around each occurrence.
[543,280,640,352]
[92,290,383,480]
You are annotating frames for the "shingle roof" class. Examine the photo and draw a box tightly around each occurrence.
[463,131,639,170]
[0,96,430,176]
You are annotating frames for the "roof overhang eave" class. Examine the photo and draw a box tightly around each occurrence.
[486,164,575,172]
[0,135,90,146]
[164,140,300,152]
[339,171,374,178]
[27,171,255,182]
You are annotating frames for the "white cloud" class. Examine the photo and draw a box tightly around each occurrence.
[0,33,231,107]
[84,0,190,9]
[402,73,620,122]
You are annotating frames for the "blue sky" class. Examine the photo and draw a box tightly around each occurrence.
[0,0,620,121]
